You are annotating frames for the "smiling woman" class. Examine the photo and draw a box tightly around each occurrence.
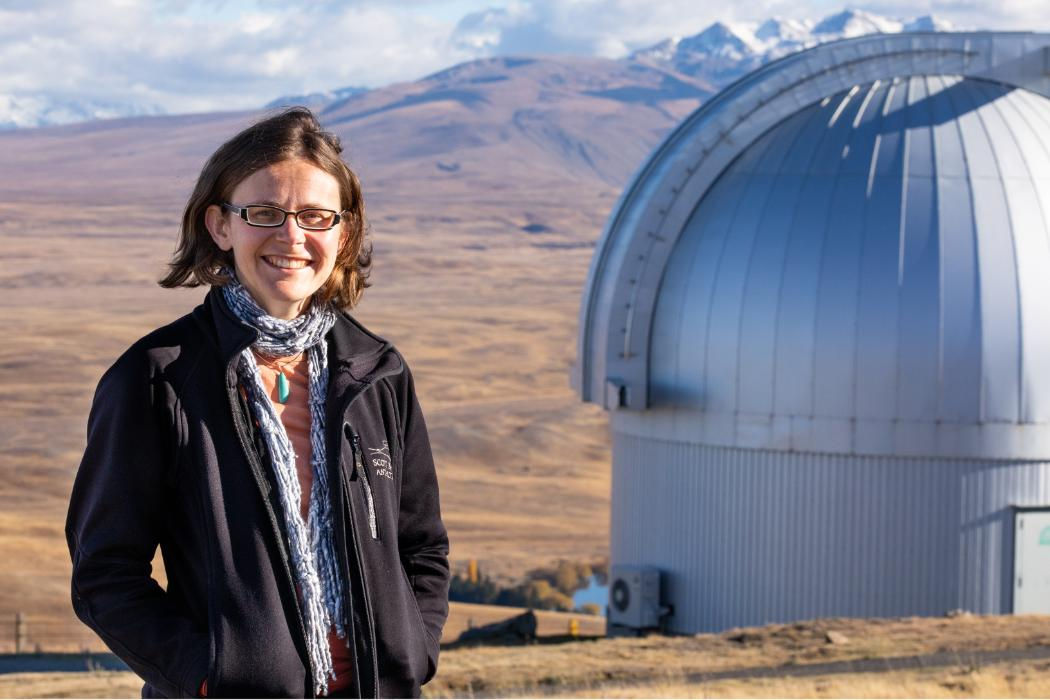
[65,108,450,699]
[205,160,347,320]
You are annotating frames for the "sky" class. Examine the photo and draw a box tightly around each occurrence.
[0,0,1045,113]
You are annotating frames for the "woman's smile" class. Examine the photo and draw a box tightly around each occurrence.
[263,255,312,270]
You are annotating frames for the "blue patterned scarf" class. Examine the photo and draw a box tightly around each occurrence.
[222,275,344,696]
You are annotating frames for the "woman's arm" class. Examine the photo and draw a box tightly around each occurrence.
[66,349,210,698]
[395,363,450,684]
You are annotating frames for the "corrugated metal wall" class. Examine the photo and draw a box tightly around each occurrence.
[611,431,1050,633]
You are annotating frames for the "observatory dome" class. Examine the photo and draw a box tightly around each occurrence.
[576,34,1050,631]
[640,74,1050,459]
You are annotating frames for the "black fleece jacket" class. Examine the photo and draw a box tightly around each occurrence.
[66,288,450,698]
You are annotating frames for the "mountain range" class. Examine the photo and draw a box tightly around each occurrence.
[630,9,953,86]
[0,93,164,130]
[2,8,954,130]
[0,54,711,202]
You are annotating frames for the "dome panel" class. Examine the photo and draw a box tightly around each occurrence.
[960,94,1020,424]
[737,173,806,415]
[648,173,746,408]
[772,172,834,416]
[853,153,901,422]
[812,172,866,420]
[936,174,981,422]
[929,78,967,177]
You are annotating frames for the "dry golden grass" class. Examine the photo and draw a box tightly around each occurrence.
[0,670,142,699]
[3,615,1050,699]
[424,614,1050,697]
[565,661,1050,698]
[5,661,1048,699]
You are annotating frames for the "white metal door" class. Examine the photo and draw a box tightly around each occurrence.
[1014,510,1050,614]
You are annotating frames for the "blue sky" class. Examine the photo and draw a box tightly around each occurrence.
[0,0,1042,113]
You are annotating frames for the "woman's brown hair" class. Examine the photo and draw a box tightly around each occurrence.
[159,107,371,308]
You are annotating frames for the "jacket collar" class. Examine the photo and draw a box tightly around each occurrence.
[200,286,402,382]
[204,286,257,364]
[326,307,402,381]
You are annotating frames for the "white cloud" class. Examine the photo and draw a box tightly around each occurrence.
[1,0,1048,119]
[451,0,727,58]
[0,0,475,113]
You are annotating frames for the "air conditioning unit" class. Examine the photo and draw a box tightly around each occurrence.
[607,565,664,629]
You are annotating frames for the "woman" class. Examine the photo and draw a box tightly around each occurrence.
[65,108,450,698]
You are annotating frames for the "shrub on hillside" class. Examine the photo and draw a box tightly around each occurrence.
[580,603,602,616]
[449,557,609,612]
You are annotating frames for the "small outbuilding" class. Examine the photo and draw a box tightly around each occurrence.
[574,32,1050,632]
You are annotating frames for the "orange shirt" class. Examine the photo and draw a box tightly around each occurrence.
[254,351,354,695]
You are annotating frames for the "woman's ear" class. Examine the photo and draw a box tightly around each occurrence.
[205,204,233,251]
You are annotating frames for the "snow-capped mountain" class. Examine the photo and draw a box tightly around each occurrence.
[903,15,955,32]
[644,22,768,85]
[0,94,164,130]
[632,8,954,87]
[265,86,369,110]
[754,17,811,44]
[811,8,903,36]
[812,8,953,36]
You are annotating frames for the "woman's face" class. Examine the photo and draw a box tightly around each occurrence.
[205,158,345,319]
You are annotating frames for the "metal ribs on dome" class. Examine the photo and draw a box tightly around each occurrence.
[574,32,1050,460]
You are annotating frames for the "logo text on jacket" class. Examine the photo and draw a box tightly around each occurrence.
[370,441,393,480]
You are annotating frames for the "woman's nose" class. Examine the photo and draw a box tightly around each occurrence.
[275,215,307,243]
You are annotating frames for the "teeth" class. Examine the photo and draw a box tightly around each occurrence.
[265,256,309,269]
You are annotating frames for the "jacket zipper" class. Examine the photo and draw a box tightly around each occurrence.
[330,367,401,699]
[226,374,316,698]
[337,457,378,698]
[350,431,380,540]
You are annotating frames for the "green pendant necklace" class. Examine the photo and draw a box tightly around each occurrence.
[257,351,303,404]
[276,372,291,403]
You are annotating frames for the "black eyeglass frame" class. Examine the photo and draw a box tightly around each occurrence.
[221,202,348,231]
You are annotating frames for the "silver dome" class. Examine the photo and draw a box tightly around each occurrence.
[576,33,1050,460]
[639,74,1050,459]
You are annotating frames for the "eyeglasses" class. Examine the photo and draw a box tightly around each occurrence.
[222,202,347,231]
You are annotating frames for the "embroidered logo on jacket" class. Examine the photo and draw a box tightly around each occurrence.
[370,441,393,480]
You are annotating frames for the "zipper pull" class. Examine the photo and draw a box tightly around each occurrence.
[349,428,378,539]
[344,425,361,481]
[352,432,364,476]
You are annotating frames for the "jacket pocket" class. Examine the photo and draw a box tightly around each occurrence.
[372,561,431,696]
[401,565,428,639]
